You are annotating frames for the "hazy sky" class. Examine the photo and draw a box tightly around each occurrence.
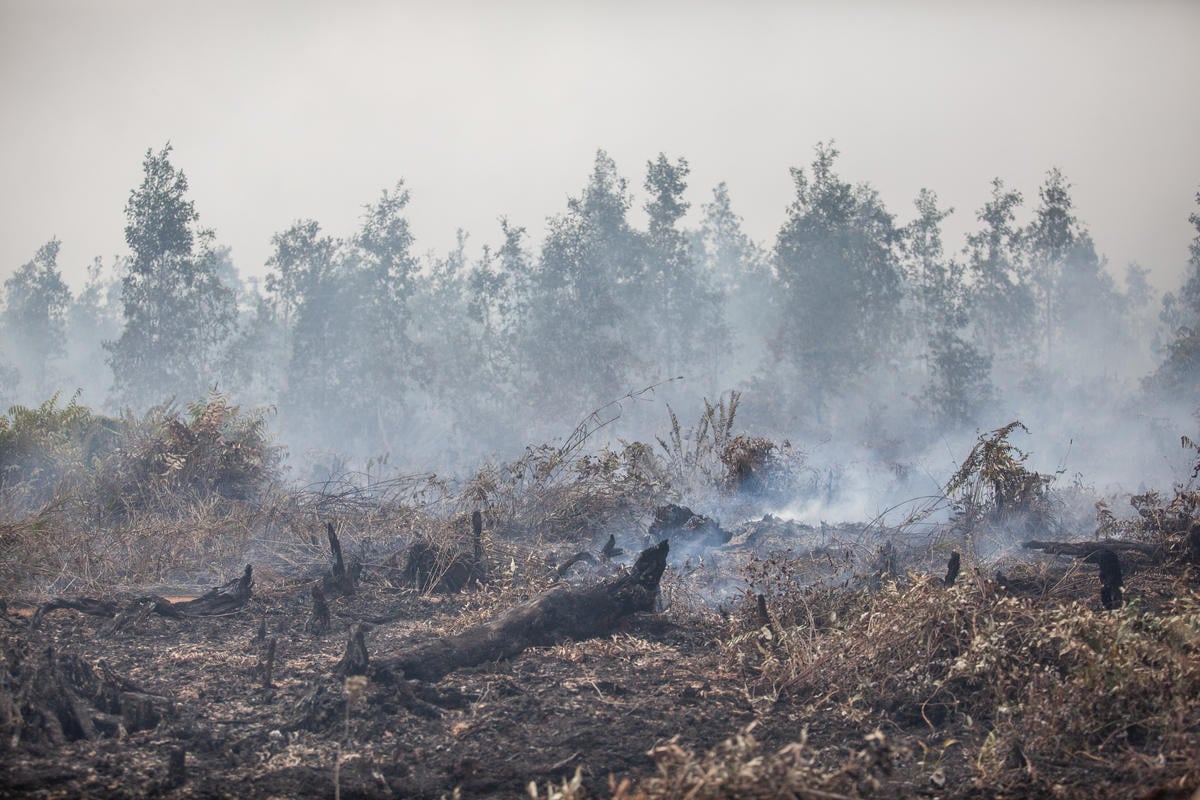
[2,0,1198,295]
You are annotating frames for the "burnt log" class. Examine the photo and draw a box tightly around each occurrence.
[1022,539,1160,558]
[32,597,118,627]
[370,541,669,683]
[175,565,254,616]
[649,504,729,549]
[33,566,254,627]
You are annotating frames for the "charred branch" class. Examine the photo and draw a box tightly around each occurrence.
[32,566,254,627]
[600,533,624,560]
[555,551,596,577]
[1022,539,1160,558]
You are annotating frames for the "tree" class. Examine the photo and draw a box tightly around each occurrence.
[523,150,643,416]
[903,190,995,428]
[773,142,904,421]
[105,144,236,407]
[700,182,775,386]
[466,218,532,394]
[641,154,725,384]
[280,183,418,451]
[2,238,72,398]
[264,219,336,357]
[1025,167,1081,362]
[1149,192,1200,397]
[64,255,122,404]
[964,178,1034,362]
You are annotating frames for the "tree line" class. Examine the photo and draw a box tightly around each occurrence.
[2,143,1197,471]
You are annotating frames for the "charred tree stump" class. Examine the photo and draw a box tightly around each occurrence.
[308,585,331,636]
[372,541,670,683]
[257,638,277,689]
[120,691,165,732]
[1024,541,1125,609]
[336,623,371,678]
[944,552,961,588]
[472,510,487,583]
[1085,548,1124,610]
[321,522,358,597]
[165,747,187,790]
[754,594,781,644]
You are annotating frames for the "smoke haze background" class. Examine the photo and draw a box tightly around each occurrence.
[1,0,1199,506]
[2,1,1198,291]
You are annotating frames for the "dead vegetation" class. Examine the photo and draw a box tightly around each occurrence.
[0,401,1198,798]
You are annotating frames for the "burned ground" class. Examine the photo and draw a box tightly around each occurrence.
[3,520,1199,800]
[1,415,1199,798]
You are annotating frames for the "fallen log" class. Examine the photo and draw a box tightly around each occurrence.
[363,540,669,683]
[175,565,253,616]
[649,504,728,549]
[31,565,254,627]
[1022,539,1160,558]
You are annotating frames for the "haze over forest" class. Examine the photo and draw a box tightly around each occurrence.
[1,2,1199,503]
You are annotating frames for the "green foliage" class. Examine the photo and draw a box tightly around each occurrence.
[2,239,72,395]
[774,142,905,416]
[106,144,237,407]
[642,154,727,381]
[964,178,1034,361]
[0,391,280,520]
[524,150,643,415]
[1149,193,1200,399]
[0,392,118,510]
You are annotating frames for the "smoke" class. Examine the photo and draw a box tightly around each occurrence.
[3,145,1196,522]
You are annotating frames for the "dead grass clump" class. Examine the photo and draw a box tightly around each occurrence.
[656,391,809,503]
[93,392,283,517]
[0,499,262,596]
[613,724,903,800]
[467,440,667,544]
[725,571,1200,794]
[944,421,1058,548]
